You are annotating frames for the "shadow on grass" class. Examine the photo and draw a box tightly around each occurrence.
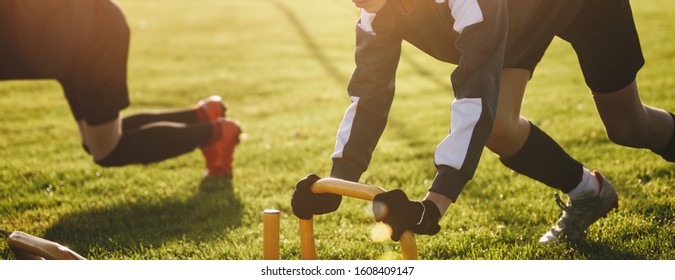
[43,177,242,258]
[568,240,640,259]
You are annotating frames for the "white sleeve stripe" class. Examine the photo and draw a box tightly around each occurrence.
[361,1,483,35]
[434,98,482,169]
[332,96,361,159]
[358,9,377,35]
[446,0,484,33]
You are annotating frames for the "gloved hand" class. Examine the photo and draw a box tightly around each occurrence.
[372,189,441,241]
[291,174,342,220]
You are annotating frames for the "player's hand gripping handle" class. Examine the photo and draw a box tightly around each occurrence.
[291,174,342,219]
[372,189,441,241]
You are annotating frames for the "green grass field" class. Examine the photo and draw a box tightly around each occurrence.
[1,0,673,260]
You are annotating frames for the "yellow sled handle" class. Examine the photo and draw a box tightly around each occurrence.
[299,178,418,260]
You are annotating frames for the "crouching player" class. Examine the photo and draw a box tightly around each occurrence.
[292,0,673,244]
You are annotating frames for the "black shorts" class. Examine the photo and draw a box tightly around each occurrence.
[0,1,131,125]
[506,38,552,76]
[558,0,644,93]
[504,0,585,75]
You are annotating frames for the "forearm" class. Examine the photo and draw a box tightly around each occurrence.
[424,191,453,216]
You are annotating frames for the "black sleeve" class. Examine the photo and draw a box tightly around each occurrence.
[330,7,403,182]
[429,0,508,201]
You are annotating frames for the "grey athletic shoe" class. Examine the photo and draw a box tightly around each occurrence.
[539,171,619,244]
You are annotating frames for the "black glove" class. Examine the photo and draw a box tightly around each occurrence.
[291,174,342,220]
[372,189,441,241]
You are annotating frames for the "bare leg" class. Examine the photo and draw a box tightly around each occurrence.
[593,80,674,151]
[486,68,531,157]
[489,68,587,193]
[78,118,122,161]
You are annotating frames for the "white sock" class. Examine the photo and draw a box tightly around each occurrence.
[566,169,600,200]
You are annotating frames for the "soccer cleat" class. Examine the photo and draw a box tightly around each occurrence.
[195,95,226,122]
[539,171,619,244]
[201,117,241,178]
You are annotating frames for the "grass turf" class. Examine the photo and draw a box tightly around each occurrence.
[0,0,673,260]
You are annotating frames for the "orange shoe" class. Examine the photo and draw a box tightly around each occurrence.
[195,96,226,122]
[201,117,241,177]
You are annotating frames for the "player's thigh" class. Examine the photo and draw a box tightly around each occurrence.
[496,68,530,124]
[486,68,531,157]
[592,80,646,132]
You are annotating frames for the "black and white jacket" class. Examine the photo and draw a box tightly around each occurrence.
[330,0,584,201]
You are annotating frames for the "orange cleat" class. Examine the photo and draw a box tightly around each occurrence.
[195,96,226,123]
[201,117,241,177]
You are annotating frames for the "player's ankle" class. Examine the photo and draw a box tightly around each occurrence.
[566,168,599,200]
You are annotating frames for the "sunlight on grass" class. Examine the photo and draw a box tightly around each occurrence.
[376,251,399,260]
[1,0,673,260]
[369,223,392,243]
